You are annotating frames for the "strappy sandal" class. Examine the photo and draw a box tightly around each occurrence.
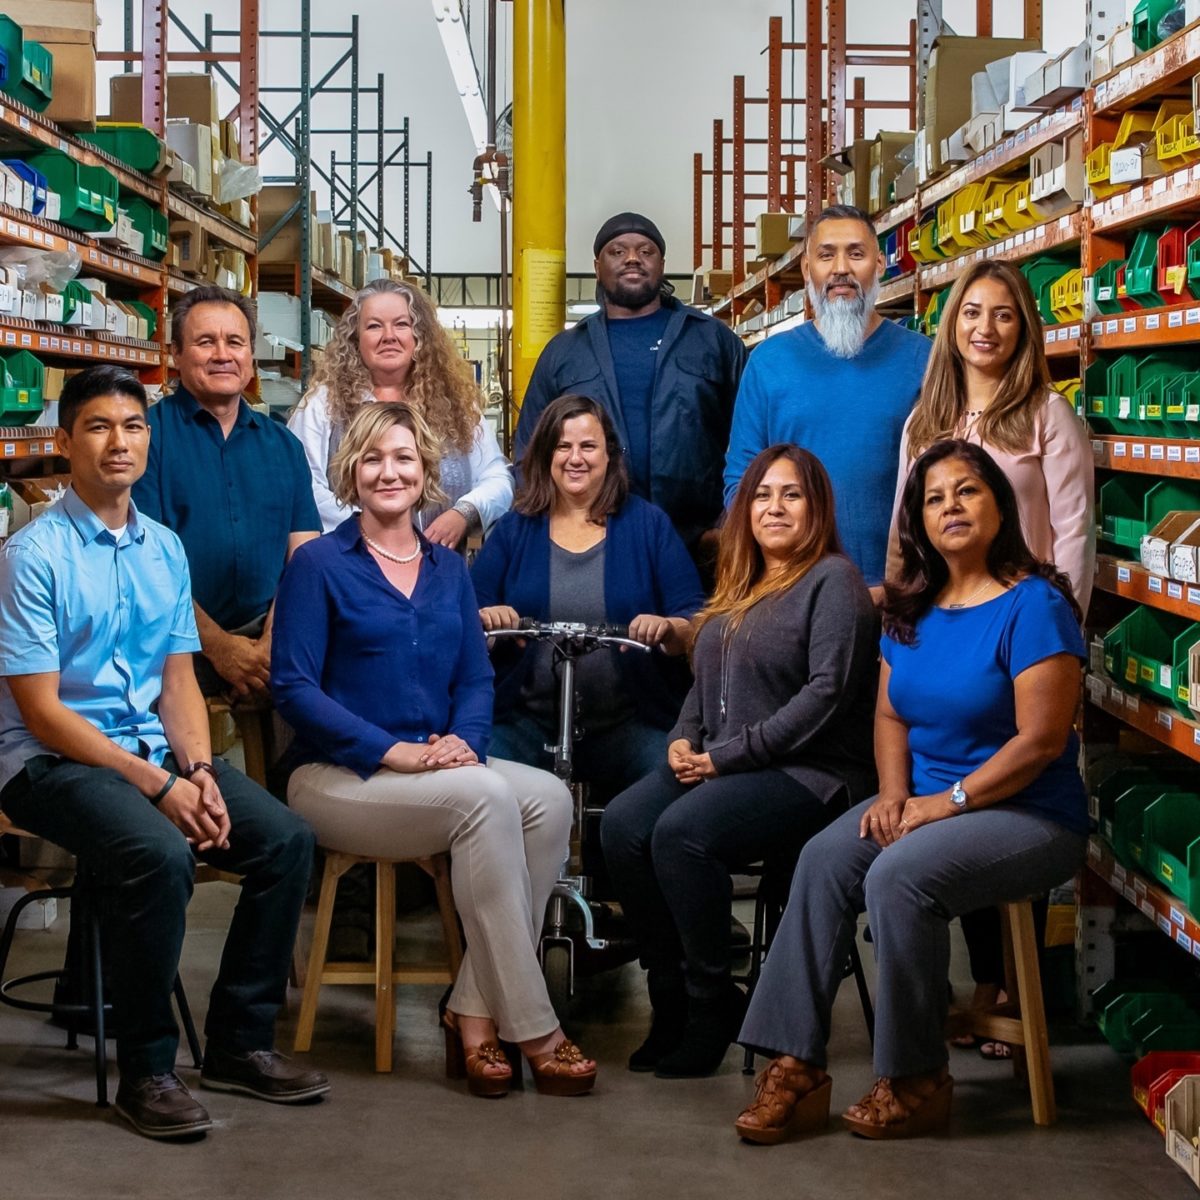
[842,1068,953,1139]
[526,1039,596,1097]
[442,1012,513,1098]
[734,1058,832,1145]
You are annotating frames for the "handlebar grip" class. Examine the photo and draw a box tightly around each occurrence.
[518,616,539,631]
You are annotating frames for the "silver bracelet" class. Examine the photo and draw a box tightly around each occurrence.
[451,499,481,532]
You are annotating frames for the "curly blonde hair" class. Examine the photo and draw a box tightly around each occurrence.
[301,278,480,453]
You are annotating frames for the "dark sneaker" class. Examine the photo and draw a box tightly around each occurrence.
[200,1045,330,1104]
[115,1072,213,1140]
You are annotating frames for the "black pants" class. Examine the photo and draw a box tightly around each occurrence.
[960,896,1050,988]
[0,754,314,1078]
[600,763,833,1000]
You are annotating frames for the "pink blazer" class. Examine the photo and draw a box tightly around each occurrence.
[886,391,1095,616]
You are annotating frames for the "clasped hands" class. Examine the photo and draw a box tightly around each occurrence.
[383,733,479,773]
[858,790,952,847]
[668,738,717,785]
[159,772,231,853]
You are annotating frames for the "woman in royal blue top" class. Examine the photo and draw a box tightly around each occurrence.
[471,394,705,796]
[733,439,1088,1145]
[272,402,595,1099]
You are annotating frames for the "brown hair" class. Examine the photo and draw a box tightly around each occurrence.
[515,394,629,523]
[170,285,257,348]
[328,401,447,511]
[906,260,1051,458]
[695,444,843,638]
[300,278,479,453]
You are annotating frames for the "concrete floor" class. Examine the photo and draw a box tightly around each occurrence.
[0,885,1193,1200]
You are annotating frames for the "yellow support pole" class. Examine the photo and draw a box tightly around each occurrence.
[511,0,566,416]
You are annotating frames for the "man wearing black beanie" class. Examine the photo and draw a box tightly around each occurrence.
[515,211,746,571]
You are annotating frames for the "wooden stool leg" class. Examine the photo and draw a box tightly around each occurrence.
[375,862,396,1072]
[1007,902,1056,1127]
[294,853,346,1053]
[234,710,267,788]
[430,855,463,980]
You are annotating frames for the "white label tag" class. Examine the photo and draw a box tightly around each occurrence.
[1124,317,1138,332]
[1169,582,1185,599]
[1170,310,1184,327]
[1132,444,1147,458]
[1114,442,1127,456]
[1150,576,1163,592]
[1147,314,1161,329]
[1118,566,1131,583]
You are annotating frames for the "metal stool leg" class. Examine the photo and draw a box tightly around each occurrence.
[849,937,875,1047]
[85,892,108,1108]
[173,976,203,1069]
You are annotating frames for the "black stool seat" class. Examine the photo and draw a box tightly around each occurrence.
[0,860,202,1107]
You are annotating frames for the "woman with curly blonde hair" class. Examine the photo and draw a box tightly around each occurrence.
[289,277,512,547]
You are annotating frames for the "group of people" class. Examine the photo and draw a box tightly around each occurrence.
[0,203,1095,1147]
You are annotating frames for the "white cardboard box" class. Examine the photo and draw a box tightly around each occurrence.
[1170,518,1200,583]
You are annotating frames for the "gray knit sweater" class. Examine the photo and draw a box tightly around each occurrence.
[670,554,878,804]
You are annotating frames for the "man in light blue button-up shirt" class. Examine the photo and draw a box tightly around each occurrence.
[0,366,328,1140]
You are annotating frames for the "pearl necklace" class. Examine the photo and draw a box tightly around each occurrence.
[944,577,996,609]
[360,522,422,565]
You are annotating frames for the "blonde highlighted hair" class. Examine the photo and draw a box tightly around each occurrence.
[906,260,1051,459]
[301,278,480,453]
[695,445,842,640]
[328,401,447,511]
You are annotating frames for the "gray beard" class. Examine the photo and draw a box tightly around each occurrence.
[808,276,880,359]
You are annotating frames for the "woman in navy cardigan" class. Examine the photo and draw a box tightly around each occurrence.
[471,395,705,798]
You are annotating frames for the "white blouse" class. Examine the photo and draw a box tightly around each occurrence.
[288,384,514,535]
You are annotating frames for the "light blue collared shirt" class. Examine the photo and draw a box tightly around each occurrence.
[0,485,201,796]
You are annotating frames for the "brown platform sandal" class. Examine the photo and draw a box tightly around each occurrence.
[526,1039,596,1097]
[442,1012,513,1098]
[734,1058,832,1145]
[841,1067,953,1139]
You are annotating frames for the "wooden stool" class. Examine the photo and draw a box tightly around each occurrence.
[293,851,463,1072]
[204,697,270,788]
[945,899,1056,1126]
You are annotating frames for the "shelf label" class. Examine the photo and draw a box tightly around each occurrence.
[1150,575,1163,592]
[1134,876,1147,895]
[1092,439,1105,456]
[1112,193,1126,210]
[1114,442,1127,456]
[1189,308,1200,325]
[1195,728,1200,747]
[1178,930,1194,953]
[1151,444,1165,459]
[1169,446,1183,461]
[1172,906,1186,928]
[1159,914,1173,935]
[1070,325,1081,339]
[1132,444,1146,458]
[1092,322,1103,337]
[1125,694,1140,712]
[2,443,13,457]
[1113,862,1127,885]
[1141,899,1156,920]
[1170,582,1185,599]
[1169,309,1184,327]
[1188,447,1200,462]
[1106,319,1120,333]
[1159,711,1174,730]
[1153,177,1169,196]
[17,115,29,131]
[1125,884,1138,903]
[1118,566,1131,583]
[1110,683,1125,703]
[1147,314,1161,329]
[1190,587,1200,606]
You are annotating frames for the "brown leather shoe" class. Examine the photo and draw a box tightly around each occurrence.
[200,1045,330,1104]
[115,1072,213,1140]
[734,1058,831,1145]
[527,1039,596,1096]
[442,1011,513,1098]
[842,1068,953,1139]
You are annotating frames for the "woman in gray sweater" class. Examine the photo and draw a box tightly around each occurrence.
[601,444,879,1079]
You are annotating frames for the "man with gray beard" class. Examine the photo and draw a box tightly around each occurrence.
[723,205,931,589]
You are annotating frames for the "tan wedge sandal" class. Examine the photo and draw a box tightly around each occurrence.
[734,1058,832,1145]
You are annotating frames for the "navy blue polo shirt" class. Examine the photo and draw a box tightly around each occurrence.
[133,385,321,629]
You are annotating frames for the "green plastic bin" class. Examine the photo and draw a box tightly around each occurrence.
[1021,255,1075,324]
[1133,0,1179,52]
[1100,476,1156,548]
[0,349,43,425]
[78,123,166,175]
[1093,259,1128,316]
[1118,606,1200,705]
[1126,228,1168,308]
[125,301,158,340]
[60,280,93,326]
[1112,781,1170,867]
[121,196,168,261]
[24,149,117,233]
[0,17,53,113]
[1146,792,1200,908]
[1162,372,1200,438]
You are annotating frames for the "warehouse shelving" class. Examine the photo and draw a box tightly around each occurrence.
[1092,436,1200,478]
[1091,302,1200,350]
[1097,555,1200,620]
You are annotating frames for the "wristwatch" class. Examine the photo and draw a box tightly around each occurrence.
[183,761,218,782]
[950,780,969,812]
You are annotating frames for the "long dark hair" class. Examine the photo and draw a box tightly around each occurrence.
[515,394,629,522]
[883,439,1080,644]
[695,444,843,637]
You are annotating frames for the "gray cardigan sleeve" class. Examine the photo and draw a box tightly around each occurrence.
[704,562,874,776]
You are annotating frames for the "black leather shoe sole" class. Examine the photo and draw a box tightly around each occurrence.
[199,1072,331,1104]
[115,1099,213,1140]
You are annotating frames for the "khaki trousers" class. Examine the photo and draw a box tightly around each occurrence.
[289,757,571,1042]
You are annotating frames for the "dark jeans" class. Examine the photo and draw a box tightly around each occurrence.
[600,763,832,1000]
[0,754,314,1078]
[490,711,667,804]
[960,897,1050,989]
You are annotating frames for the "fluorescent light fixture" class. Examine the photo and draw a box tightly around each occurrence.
[432,1,503,210]
[436,306,508,328]
[567,302,601,318]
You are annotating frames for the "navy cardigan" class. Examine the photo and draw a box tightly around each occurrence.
[470,495,706,730]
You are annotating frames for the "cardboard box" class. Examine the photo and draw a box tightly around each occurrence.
[825,138,873,212]
[1005,51,1050,108]
[1026,42,1087,110]
[258,292,303,344]
[0,2,96,35]
[1110,142,1165,185]
[1170,518,1200,583]
[337,231,355,284]
[1141,512,1200,576]
[111,72,219,128]
[869,131,916,212]
[0,163,23,210]
[169,219,207,273]
[259,185,317,263]
[1030,130,1086,216]
[165,122,214,197]
[940,123,971,169]
[755,212,795,259]
[924,36,1040,177]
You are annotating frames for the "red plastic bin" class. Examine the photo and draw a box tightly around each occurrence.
[1133,1051,1200,1118]
[1152,1069,1196,1133]
[1158,227,1198,303]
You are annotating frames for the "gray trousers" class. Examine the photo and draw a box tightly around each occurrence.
[739,797,1087,1078]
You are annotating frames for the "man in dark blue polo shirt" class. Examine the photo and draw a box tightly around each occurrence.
[133,286,321,700]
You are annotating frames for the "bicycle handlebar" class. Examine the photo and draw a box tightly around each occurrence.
[488,619,652,653]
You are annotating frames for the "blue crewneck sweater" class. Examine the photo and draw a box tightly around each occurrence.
[723,320,931,585]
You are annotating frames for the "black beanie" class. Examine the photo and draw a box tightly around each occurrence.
[593,212,666,258]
